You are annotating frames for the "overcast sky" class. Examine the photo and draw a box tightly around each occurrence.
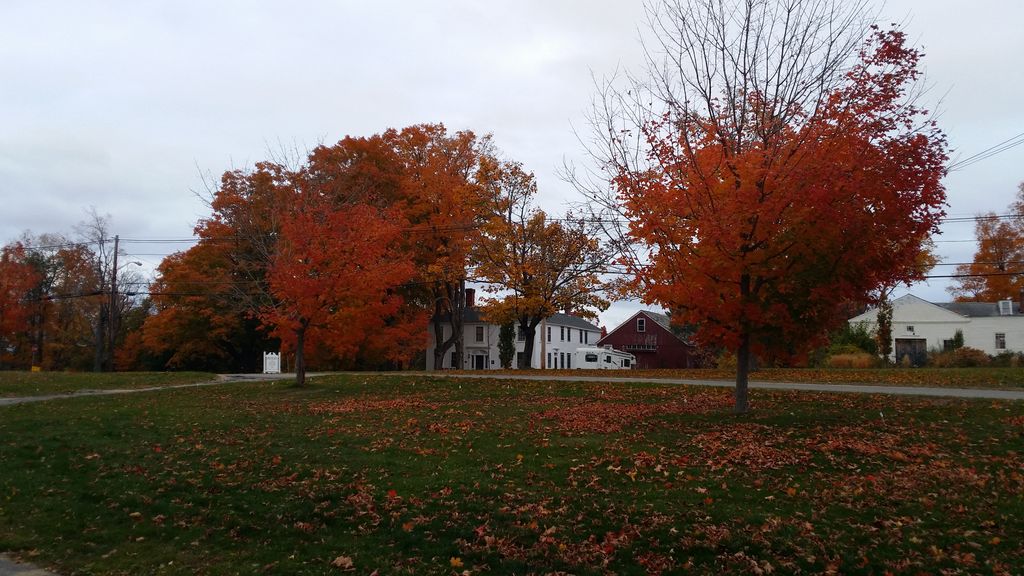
[3,0,1023,330]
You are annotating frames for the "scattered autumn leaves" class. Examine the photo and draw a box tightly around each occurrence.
[0,375,1022,575]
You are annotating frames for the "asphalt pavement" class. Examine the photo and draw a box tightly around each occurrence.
[438,372,1024,400]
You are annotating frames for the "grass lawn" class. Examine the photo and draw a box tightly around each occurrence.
[1,374,1022,575]
[0,372,218,398]
[478,367,1024,389]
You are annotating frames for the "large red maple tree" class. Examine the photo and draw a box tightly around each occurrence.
[595,2,947,412]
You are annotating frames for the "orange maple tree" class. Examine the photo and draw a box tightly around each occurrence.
[135,162,292,372]
[599,15,947,411]
[949,184,1024,301]
[0,243,39,365]
[140,242,264,371]
[263,190,416,386]
[475,160,609,367]
[386,125,491,372]
[306,125,493,370]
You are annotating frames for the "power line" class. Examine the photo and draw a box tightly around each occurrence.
[948,130,1024,171]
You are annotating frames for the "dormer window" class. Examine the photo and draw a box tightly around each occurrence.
[637,317,646,332]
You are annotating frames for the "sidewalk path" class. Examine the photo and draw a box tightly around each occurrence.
[3,372,1022,408]
[0,555,56,576]
[437,373,1024,400]
[0,373,312,407]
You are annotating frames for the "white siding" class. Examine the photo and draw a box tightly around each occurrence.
[849,294,1024,356]
[426,318,599,370]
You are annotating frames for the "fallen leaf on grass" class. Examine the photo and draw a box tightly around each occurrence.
[331,556,354,570]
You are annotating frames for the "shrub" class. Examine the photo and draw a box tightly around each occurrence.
[829,344,869,356]
[990,351,1023,368]
[930,347,990,368]
[830,323,878,356]
[716,352,737,370]
[826,353,876,368]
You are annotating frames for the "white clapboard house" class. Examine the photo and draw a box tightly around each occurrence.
[848,293,1024,365]
[426,290,601,370]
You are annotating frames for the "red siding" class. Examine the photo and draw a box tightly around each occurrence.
[597,313,698,369]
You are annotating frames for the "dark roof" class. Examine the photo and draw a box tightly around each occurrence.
[434,308,599,330]
[642,311,673,331]
[547,313,600,331]
[936,301,1022,318]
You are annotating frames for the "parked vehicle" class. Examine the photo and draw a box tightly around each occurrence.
[573,346,635,369]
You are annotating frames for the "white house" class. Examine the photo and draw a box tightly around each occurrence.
[426,296,601,370]
[848,293,1024,364]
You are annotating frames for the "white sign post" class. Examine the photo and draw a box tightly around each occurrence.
[263,351,281,374]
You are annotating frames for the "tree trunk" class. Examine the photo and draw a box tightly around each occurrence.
[432,308,448,369]
[734,273,752,414]
[451,280,465,370]
[31,308,44,369]
[430,280,466,370]
[518,318,539,368]
[294,325,306,387]
[734,330,751,414]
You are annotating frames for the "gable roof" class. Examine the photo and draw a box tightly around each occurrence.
[547,313,600,331]
[598,309,692,345]
[849,293,1024,323]
[433,308,599,331]
[643,311,673,331]
[937,301,1023,318]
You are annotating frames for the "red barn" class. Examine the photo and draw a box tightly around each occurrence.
[597,310,700,369]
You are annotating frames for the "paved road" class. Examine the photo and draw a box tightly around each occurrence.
[3,371,1023,408]
[436,372,1024,400]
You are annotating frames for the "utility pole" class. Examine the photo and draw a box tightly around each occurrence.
[107,235,119,371]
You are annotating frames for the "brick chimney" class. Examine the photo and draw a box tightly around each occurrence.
[465,288,475,309]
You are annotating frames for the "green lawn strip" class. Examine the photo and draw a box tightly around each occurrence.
[471,367,1024,389]
[0,375,1022,575]
[0,372,219,398]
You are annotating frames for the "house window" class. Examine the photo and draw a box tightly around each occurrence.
[996,333,1006,350]
[637,317,646,332]
[450,351,457,368]
[475,326,484,342]
[547,326,551,342]
[567,354,571,369]
[547,352,552,368]
[584,331,589,344]
[516,327,525,341]
[560,326,565,341]
[943,339,954,352]
[906,325,914,333]
[559,352,565,368]
[516,352,524,367]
